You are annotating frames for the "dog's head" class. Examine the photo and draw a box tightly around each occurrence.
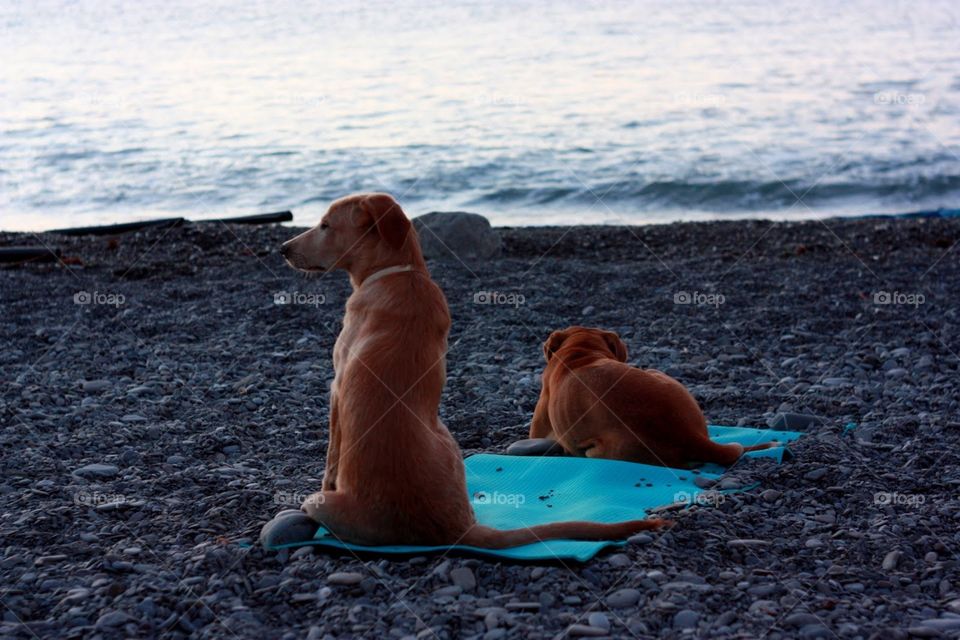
[281,193,414,273]
[543,326,628,363]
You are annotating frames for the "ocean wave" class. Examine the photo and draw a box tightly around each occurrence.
[470,175,960,211]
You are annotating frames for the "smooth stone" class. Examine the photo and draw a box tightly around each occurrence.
[761,489,782,502]
[822,378,848,387]
[607,553,631,568]
[433,585,462,598]
[81,380,111,393]
[290,546,314,560]
[673,609,700,629]
[73,463,119,479]
[785,613,822,627]
[727,539,771,548]
[449,567,477,592]
[95,611,131,628]
[804,468,828,481]
[694,476,716,489]
[769,413,823,431]
[919,619,960,631]
[628,533,653,545]
[799,623,831,638]
[587,612,610,631]
[61,588,91,605]
[259,512,319,549]
[411,211,501,262]
[505,438,565,456]
[566,624,606,637]
[719,477,740,490]
[748,600,779,616]
[883,550,902,571]
[326,572,364,586]
[606,588,642,608]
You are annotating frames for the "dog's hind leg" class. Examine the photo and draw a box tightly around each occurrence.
[300,491,384,546]
[529,394,555,439]
[742,441,779,453]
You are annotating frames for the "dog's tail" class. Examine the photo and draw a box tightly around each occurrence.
[700,441,780,466]
[460,518,671,550]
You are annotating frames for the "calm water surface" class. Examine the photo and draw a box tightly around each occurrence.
[1,0,958,230]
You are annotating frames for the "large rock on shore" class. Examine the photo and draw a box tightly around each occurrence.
[412,211,501,263]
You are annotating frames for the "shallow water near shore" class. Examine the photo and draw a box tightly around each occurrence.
[2,0,960,231]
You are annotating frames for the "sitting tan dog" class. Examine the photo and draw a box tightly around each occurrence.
[530,326,777,467]
[280,195,668,547]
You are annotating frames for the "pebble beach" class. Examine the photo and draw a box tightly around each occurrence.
[1,215,959,639]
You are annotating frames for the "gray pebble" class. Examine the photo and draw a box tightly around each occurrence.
[785,612,822,627]
[81,380,112,393]
[95,611,131,628]
[628,533,653,545]
[673,609,700,629]
[326,572,364,586]
[607,553,631,568]
[449,567,476,592]
[606,588,642,608]
[882,550,901,571]
[566,623,606,637]
[73,463,119,479]
[587,612,610,631]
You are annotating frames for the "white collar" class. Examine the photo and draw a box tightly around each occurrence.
[361,264,417,288]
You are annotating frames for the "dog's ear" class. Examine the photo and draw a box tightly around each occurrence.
[359,193,409,250]
[602,331,628,362]
[543,330,569,362]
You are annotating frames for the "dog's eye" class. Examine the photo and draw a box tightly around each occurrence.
[320,222,329,230]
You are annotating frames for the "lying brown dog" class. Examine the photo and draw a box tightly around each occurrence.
[281,195,668,547]
[530,326,777,467]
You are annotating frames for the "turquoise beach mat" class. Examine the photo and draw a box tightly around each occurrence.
[268,425,802,561]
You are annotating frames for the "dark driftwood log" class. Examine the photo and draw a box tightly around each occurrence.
[0,246,62,263]
[209,211,293,225]
[48,217,186,236]
[48,211,293,236]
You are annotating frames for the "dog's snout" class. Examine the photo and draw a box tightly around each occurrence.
[280,242,292,258]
